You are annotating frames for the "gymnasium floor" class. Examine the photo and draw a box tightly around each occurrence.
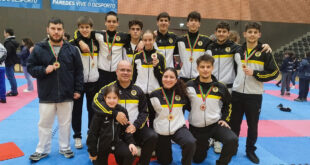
[0,73,309,165]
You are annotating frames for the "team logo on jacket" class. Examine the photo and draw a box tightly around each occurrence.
[175,95,181,101]
[225,47,231,52]
[131,90,137,96]
[93,45,98,51]
[116,36,121,41]
[255,51,261,57]
[198,41,203,46]
[169,38,173,44]
[212,87,218,93]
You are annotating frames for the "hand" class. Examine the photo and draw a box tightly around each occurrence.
[126,123,136,134]
[153,30,158,36]
[89,153,97,161]
[136,41,144,52]
[243,67,254,76]
[116,112,128,125]
[218,120,231,129]
[73,92,81,99]
[129,144,137,156]
[262,44,272,53]
[152,58,159,67]
[79,40,90,53]
[45,65,54,74]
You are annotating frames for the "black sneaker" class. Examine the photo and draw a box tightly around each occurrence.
[0,99,6,103]
[59,150,74,158]
[246,151,259,164]
[294,98,303,102]
[6,92,18,96]
[286,92,290,96]
[29,152,48,162]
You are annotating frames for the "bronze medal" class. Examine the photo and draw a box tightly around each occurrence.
[151,53,157,60]
[189,56,193,62]
[107,55,112,61]
[242,64,247,69]
[91,61,95,68]
[168,114,174,121]
[200,104,206,111]
[53,61,60,69]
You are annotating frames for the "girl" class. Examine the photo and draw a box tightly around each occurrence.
[87,85,137,165]
[18,38,34,92]
[132,30,166,128]
[149,68,196,165]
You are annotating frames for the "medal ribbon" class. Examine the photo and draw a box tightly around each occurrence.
[142,51,148,63]
[198,85,213,103]
[48,41,62,62]
[187,34,200,56]
[161,88,176,113]
[105,32,117,56]
[90,39,94,60]
[244,49,257,63]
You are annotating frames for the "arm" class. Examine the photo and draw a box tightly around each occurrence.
[72,47,84,97]
[182,96,192,113]
[220,86,232,122]
[0,45,7,64]
[253,53,280,82]
[86,113,103,157]
[133,90,149,129]
[153,54,165,86]
[17,47,29,60]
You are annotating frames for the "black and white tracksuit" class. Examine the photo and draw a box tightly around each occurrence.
[122,42,139,64]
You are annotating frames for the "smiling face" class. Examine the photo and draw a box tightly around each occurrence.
[46,23,64,43]
[243,28,261,44]
[142,32,155,50]
[104,92,119,108]
[215,28,230,44]
[78,24,92,38]
[187,18,200,33]
[157,17,170,33]
[162,70,178,89]
[105,15,119,32]
[197,61,213,80]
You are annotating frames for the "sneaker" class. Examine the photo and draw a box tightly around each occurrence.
[23,89,33,92]
[291,85,295,89]
[59,150,74,158]
[246,151,259,164]
[74,138,83,149]
[0,99,6,103]
[294,98,304,102]
[6,92,18,96]
[29,152,48,162]
[302,98,307,102]
[285,92,290,96]
[213,141,222,154]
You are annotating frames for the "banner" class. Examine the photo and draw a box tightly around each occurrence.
[0,0,42,9]
[50,0,117,13]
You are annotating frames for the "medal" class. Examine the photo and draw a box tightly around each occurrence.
[151,53,157,60]
[187,34,200,64]
[244,49,257,64]
[48,40,63,70]
[161,88,176,122]
[107,54,112,61]
[242,64,247,69]
[91,61,95,68]
[189,56,193,62]
[53,61,60,69]
[198,85,213,111]
[168,114,174,121]
[105,32,117,62]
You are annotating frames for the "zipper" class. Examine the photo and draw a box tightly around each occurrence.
[112,118,115,141]
[109,50,112,72]
[87,56,91,82]
[147,67,150,93]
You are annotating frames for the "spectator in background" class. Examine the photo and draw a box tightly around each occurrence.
[63,33,70,41]
[229,30,240,44]
[280,51,294,96]
[294,52,310,102]
[0,42,7,103]
[3,28,19,96]
[18,38,34,92]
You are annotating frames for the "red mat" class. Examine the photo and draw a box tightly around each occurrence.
[264,90,309,101]
[0,142,24,161]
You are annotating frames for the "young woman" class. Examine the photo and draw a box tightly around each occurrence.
[132,30,166,128]
[18,38,34,92]
[149,68,196,165]
[87,85,137,165]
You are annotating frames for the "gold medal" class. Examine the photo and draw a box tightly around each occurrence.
[107,55,112,61]
[53,61,60,69]
[200,104,206,111]
[189,56,193,62]
[168,114,174,121]
[91,61,95,68]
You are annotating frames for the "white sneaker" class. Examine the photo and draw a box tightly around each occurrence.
[74,138,83,149]
[23,89,33,92]
[291,85,295,89]
[214,141,222,154]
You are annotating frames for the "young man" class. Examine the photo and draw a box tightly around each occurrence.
[75,11,131,88]
[3,28,19,96]
[123,20,143,63]
[230,22,279,164]
[154,12,178,68]
[294,51,310,102]
[70,16,99,149]
[280,51,294,96]
[93,61,158,165]
[175,11,212,82]
[186,54,238,165]
[0,42,7,103]
[27,17,84,162]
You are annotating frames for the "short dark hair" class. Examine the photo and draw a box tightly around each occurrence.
[157,12,170,21]
[128,20,143,30]
[103,85,120,99]
[47,17,64,27]
[105,11,118,21]
[64,33,70,40]
[284,50,295,58]
[196,54,214,66]
[216,21,230,31]
[4,28,14,36]
[245,22,262,32]
[77,16,94,27]
[187,11,201,22]
[22,38,34,49]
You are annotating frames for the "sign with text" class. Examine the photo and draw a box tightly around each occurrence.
[50,0,117,13]
[0,0,42,9]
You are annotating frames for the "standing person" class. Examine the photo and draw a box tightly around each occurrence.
[291,54,299,89]
[228,30,240,44]
[174,11,212,82]
[132,30,166,128]
[230,22,279,164]
[27,17,84,162]
[280,51,294,96]
[92,60,158,165]
[150,68,196,165]
[123,20,143,63]
[0,42,7,103]
[3,28,19,96]
[294,52,310,102]
[18,38,34,92]
[187,55,238,165]
[154,12,178,68]
[63,32,70,41]
[87,85,137,165]
[70,16,99,149]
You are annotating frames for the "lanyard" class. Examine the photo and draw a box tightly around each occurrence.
[161,88,176,113]
[48,41,62,61]
[198,85,213,102]
[186,34,200,56]
[105,32,117,55]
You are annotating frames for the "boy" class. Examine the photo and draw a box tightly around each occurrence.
[123,20,143,63]
[70,16,99,149]
[230,22,279,164]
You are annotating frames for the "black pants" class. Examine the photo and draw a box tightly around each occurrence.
[93,141,134,165]
[133,126,158,165]
[156,126,196,165]
[98,69,117,89]
[72,81,98,139]
[281,72,292,94]
[298,78,310,99]
[190,123,238,165]
[146,94,155,129]
[230,91,262,153]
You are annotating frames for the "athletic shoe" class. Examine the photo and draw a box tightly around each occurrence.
[246,151,259,164]
[29,152,48,162]
[59,150,74,158]
[6,92,18,96]
[74,138,83,149]
[23,89,33,92]
[286,92,290,96]
[213,141,222,154]
[294,98,304,102]
[291,85,295,89]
